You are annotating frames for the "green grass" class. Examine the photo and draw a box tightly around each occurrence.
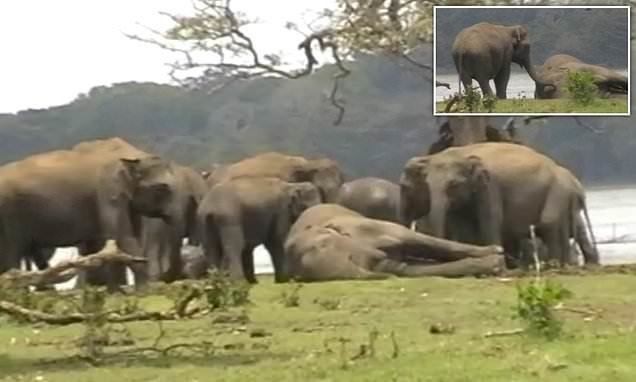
[2,273,636,381]
[436,97,628,114]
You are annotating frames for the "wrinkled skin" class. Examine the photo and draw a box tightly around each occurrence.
[207,152,344,203]
[400,143,597,267]
[284,204,505,282]
[0,137,177,291]
[534,54,628,99]
[139,164,209,284]
[452,22,553,99]
[336,177,400,223]
[197,177,322,283]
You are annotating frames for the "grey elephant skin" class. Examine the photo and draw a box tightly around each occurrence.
[336,177,400,223]
[0,137,177,290]
[197,177,322,283]
[534,54,628,99]
[138,163,209,284]
[284,204,505,282]
[206,152,344,203]
[452,22,552,99]
[400,142,598,267]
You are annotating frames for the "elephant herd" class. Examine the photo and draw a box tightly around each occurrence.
[451,22,627,99]
[0,136,599,289]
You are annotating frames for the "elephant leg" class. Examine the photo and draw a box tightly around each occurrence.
[157,231,184,284]
[241,245,257,284]
[494,66,511,99]
[476,78,494,97]
[265,239,289,283]
[218,224,247,282]
[201,216,223,271]
[542,224,570,268]
[377,255,505,278]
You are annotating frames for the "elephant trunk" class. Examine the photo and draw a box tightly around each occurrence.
[428,200,448,239]
[523,56,554,92]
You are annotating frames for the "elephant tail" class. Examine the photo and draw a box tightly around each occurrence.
[572,193,599,264]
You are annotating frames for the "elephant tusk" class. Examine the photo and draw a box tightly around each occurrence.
[410,221,417,231]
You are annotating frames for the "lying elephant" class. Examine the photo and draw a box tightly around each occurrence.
[0,137,178,291]
[206,152,344,202]
[284,204,505,282]
[400,142,597,267]
[197,177,322,283]
[534,54,627,99]
[336,177,400,223]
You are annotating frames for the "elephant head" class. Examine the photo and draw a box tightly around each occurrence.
[121,156,175,221]
[508,25,554,93]
[295,159,344,203]
[288,182,322,222]
[400,154,492,239]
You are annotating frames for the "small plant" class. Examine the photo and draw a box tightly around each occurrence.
[203,270,252,311]
[515,279,572,340]
[566,70,597,105]
[280,282,302,307]
[314,297,340,310]
[77,287,109,360]
[482,95,497,112]
[462,85,482,112]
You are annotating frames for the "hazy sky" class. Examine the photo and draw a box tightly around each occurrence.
[0,0,333,113]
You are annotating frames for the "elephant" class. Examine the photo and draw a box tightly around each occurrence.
[0,137,178,291]
[284,204,505,282]
[197,177,322,283]
[207,152,344,203]
[534,54,628,99]
[180,245,210,279]
[428,117,518,155]
[452,22,553,99]
[399,142,597,267]
[138,164,209,284]
[336,177,400,223]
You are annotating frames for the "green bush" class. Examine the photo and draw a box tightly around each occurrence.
[515,279,572,340]
[566,70,598,105]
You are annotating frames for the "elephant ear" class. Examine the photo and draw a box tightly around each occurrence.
[120,158,142,181]
[402,156,430,184]
[288,188,306,222]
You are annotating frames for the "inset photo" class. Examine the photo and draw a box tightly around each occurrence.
[434,6,629,115]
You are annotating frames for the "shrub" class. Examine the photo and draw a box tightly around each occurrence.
[566,70,597,105]
[515,279,572,340]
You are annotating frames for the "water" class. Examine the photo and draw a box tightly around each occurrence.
[436,70,629,102]
[47,186,636,288]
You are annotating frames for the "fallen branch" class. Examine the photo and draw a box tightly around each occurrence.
[0,300,203,326]
[483,328,525,338]
[0,251,147,289]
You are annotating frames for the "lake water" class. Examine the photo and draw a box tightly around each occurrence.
[47,186,636,288]
[435,70,629,102]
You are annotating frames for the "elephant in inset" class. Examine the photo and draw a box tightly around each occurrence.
[284,204,505,282]
[207,152,344,203]
[336,177,400,223]
[399,142,597,267]
[0,138,179,291]
[197,177,322,283]
[452,22,553,99]
[534,54,627,99]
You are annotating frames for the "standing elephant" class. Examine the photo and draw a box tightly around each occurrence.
[0,138,178,291]
[336,177,400,223]
[399,142,597,267]
[207,152,344,202]
[138,164,209,284]
[197,177,322,283]
[534,54,628,99]
[452,22,553,98]
[284,204,505,282]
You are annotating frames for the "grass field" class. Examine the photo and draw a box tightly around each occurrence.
[2,272,636,381]
[436,98,628,114]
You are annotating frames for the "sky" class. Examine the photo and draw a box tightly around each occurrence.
[0,0,334,114]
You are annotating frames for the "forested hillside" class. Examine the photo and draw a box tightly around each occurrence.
[0,50,634,186]
[435,7,628,72]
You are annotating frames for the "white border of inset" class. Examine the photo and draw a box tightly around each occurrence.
[433,5,630,116]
